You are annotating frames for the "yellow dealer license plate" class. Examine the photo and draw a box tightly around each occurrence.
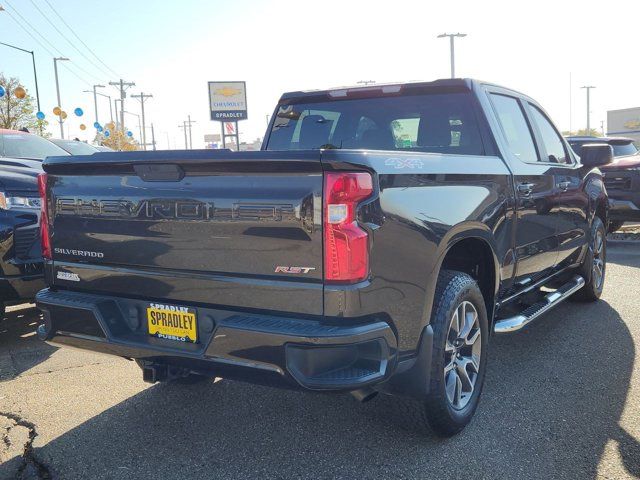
[147,303,197,343]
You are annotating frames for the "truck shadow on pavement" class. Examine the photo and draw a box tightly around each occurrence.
[0,306,56,381]
[25,299,639,480]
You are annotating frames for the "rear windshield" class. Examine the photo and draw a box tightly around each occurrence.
[51,139,99,155]
[0,132,68,160]
[266,92,484,155]
[569,140,638,158]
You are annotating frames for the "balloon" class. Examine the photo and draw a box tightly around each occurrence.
[53,107,61,116]
[126,131,133,137]
[79,124,86,131]
[104,130,111,137]
[14,86,26,99]
[36,111,45,120]
[74,107,83,117]
[106,122,115,130]
[61,111,68,120]
[97,125,103,132]
[93,122,100,129]
[0,86,5,97]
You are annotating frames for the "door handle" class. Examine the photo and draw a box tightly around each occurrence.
[517,182,535,196]
[557,180,571,191]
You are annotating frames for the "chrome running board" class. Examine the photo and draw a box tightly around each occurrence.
[494,275,585,334]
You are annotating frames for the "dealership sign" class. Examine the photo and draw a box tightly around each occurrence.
[208,81,247,121]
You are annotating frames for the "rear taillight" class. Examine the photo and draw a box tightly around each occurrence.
[323,172,373,283]
[37,173,51,260]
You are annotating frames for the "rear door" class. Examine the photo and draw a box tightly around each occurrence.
[487,90,559,288]
[524,102,589,269]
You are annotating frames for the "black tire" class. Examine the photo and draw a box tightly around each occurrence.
[573,216,606,302]
[403,270,489,437]
[607,220,624,234]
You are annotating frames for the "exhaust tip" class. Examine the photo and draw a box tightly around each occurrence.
[351,388,378,403]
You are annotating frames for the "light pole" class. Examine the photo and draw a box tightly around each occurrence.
[53,57,69,138]
[124,110,142,145]
[89,84,105,126]
[0,41,41,112]
[84,90,113,124]
[581,86,596,134]
[114,99,121,130]
[437,33,467,78]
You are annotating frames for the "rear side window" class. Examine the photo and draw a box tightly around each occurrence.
[266,92,484,155]
[528,104,569,164]
[490,94,538,163]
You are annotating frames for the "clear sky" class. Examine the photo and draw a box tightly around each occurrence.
[1,0,639,148]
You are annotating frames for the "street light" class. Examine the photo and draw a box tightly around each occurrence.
[83,90,113,124]
[0,41,41,112]
[437,33,467,78]
[124,110,142,144]
[581,86,596,134]
[53,57,69,138]
[91,85,105,125]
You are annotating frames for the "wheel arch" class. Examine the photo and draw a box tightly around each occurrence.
[425,227,501,329]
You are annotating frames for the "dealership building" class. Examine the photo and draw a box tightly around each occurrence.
[607,107,640,145]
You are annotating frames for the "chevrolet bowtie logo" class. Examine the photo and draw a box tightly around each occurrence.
[214,87,242,97]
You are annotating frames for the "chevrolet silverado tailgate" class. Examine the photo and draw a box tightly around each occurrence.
[42,150,324,314]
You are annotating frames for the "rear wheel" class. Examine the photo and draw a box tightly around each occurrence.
[573,216,606,302]
[402,270,489,437]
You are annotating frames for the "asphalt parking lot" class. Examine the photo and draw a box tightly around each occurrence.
[1,242,640,479]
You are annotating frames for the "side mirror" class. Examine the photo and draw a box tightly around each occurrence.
[579,143,613,168]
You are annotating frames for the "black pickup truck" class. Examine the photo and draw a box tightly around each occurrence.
[35,79,611,436]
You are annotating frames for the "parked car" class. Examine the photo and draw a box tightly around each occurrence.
[567,136,638,158]
[0,130,65,315]
[94,145,114,152]
[567,136,639,232]
[0,129,68,169]
[36,79,609,436]
[50,138,100,156]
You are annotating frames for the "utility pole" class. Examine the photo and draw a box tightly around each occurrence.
[186,115,196,149]
[109,79,135,131]
[437,33,467,78]
[581,85,596,134]
[53,57,69,138]
[178,122,188,149]
[131,92,153,150]
[90,84,105,126]
[600,120,605,136]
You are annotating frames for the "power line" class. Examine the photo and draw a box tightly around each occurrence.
[3,0,93,88]
[4,0,65,57]
[27,0,110,81]
[41,0,121,78]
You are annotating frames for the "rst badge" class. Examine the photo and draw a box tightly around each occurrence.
[56,271,80,282]
[274,266,316,274]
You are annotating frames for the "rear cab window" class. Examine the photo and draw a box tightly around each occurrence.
[266,89,485,155]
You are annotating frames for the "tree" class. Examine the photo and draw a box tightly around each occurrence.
[0,74,48,134]
[561,128,601,137]
[95,129,139,151]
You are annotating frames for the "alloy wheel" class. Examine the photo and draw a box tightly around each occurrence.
[592,229,605,290]
[444,301,482,410]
